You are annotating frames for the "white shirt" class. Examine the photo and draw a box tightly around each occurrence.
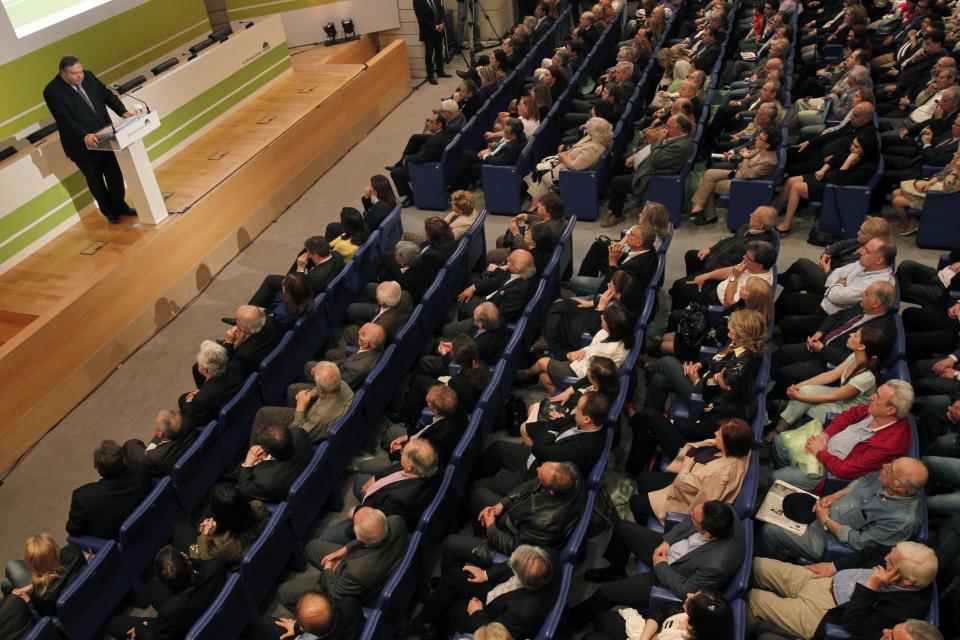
[716,270,774,306]
[570,329,628,378]
[822,262,895,315]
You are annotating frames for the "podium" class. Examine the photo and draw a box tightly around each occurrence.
[92,111,168,225]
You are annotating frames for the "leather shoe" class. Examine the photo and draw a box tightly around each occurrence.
[107,216,121,224]
[599,214,625,228]
[427,76,438,85]
[384,164,400,171]
[456,70,470,79]
[584,566,626,583]
[400,196,414,208]
[437,71,452,78]
[122,208,138,217]
[221,317,236,326]
[395,621,439,640]
[694,215,718,226]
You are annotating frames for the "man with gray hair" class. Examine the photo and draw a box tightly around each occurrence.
[295,323,385,394]
[885,620,944,640]
[180,339,246,430]
[398,544,557,639]
[277,507,407,609]
[443,249,537,336]
[684,205,778,276]
[252,360,353,443]
[391,239,433,301]
[123,409,199,476]
[205,304,282,380]
[770,380,916,491]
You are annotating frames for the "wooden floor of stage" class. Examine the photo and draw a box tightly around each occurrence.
[0,38,374,347]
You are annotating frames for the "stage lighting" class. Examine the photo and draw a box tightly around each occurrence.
[341,18,355,37]
[323,22,338,43]
[115,75,146,94]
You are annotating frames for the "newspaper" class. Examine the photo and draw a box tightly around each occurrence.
[755,480,819,536]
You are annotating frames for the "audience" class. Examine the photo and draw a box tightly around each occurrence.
[179,339,245,431]
[123,408,197,476]
[236,423,312,502]
[252,361,353,443]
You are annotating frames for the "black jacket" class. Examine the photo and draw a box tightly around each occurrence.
[603,249,659,289]
[236,427,313,501]
[704,226,778,272]
[361,197,393,231]
[529,426,607,476]
[412,0,445,41]
[226,315,284,375]
[359,466,438,531]
[139,558,228,640]
[474,326,509,364]
[180,360,246,430]
[303,253,345,297]
[407,128,455,165]
[817,308,897,365]
[124,431,198,477]
[463,559,560,636]
[483,139,524,166]
[398,413,467,466]
[472,271,537,322]
[66,464,153,538]
[43,71,127,162]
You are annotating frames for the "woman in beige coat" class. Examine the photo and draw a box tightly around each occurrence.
[443,189,478,241]
[630,418,754,524]
[690,127,781,225]
[523,116,612,207]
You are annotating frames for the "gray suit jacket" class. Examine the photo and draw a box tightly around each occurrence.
[653,515,744,596]
[631,135,695,195]
[319,514,409,601]
[337,349,382,390]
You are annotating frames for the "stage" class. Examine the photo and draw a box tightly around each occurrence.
[0,36,411,474]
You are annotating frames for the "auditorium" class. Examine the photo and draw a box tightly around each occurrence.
[0,0,957,637]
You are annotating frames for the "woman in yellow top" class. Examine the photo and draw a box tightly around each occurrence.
[329,207,369,260]
[523,116,612,208]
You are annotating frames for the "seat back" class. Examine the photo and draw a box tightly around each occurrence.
[173,422,224,512]
[375,532,425,636]
[239,502,297,607]
[418,464,458,550]
[723,519,753,601]
[323,262,356,326]
[361,344,399,423]
[533,563,575,640]
[732,453,759,519]
[258,330,298,405]
[24,618,60,640]
[184,573,250,640]
[378,207,403,255]
[325,394,368,480]
[352,232,382,293]
[57,541,132,640]
[118,477,184,579]
[217,374,263,466]
[294,293,332,363]
[287,442,335,538]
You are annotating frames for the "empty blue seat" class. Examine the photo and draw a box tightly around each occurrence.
[57,541,132,640]
[217,373,264,466]
[239,502,301,608]
[916,190,960,249]
[465,210,488,272]
[173,421,224,512]
[814,155,883,239]
[184,573,249,640]
[287,442,337,538]
[258,330,299,405]
[24,618,59,640]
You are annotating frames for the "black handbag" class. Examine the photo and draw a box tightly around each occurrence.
[677,302,708,348]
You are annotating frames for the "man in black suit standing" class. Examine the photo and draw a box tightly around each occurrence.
[66,440,153,539]
[123,409,198,477]
[43,56,136,224]
[414,0,451,85]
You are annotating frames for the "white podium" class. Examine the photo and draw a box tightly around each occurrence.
[92,111,168,225]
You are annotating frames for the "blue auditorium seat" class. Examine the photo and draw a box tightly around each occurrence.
[258,330,299,405]
[239,502,302,608]
[172,421,224,512]
[57,541,132,640]
[217,373,263,466]
[184,573,249,640]
[23,618,59,640]
[287,441,337,537]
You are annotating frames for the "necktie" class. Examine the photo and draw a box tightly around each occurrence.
[75,85,96,113]
[822,312,864,343]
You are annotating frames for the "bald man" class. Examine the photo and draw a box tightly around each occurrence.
[443,250,537,337]
[256,590,363,640]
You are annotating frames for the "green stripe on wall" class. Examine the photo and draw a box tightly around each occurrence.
[0,0,210,140]
[226,0,342,21]
[0,173,93,266]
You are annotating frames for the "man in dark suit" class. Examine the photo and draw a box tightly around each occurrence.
[443,249,538,336]
[235,424,312,502]
[470,392,609,513]
[604,115,695,225]
[123,409,197,477]
[278,509,408,608]
[43,55,135,224]
[340,281,413,345]
[877,32,945,107]
[684,206,779,276]
[532,2,555,39]
[772,281,897,394]
[390,112,456,207]
[106,549,227,640]
[669,239,777,312]
[398,545,558,640]
[690,27,722,71]
[180,340,246,430]
[378,240,434,303]
[248,236,344,306]
[66,439,153,539]
[451,118,526,190]
[788,102,876,175]
[256,591,363,640]
[413,0,450,85]
[568,222,659,297]
[570,501,744,629]
[332,323,385,390]
[208,305,283,380]
[420,302,508,375]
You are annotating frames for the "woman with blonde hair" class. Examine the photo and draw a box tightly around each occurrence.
[444,190,478,241]
[523,117,611,208]
[475,623,513,640]
[639,201,671,247]
[3,533,85,616]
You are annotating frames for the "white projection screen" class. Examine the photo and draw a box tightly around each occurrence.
[3,0,121,38]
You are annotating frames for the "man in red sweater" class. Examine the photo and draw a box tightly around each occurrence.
[770,380,915,492]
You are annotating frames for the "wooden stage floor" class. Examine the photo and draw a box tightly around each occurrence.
[0,37,411,473]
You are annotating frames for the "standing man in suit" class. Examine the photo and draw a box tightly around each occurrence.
[123,409,198,477]
[414,0,451,85]
[43,56,136,224]
[602,115,695,226]
[236,424,313,501]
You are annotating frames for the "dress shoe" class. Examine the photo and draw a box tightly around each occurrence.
[456,70,470,79]
[221,317,236,326]
[694,215,718,226]
[107,215,121,224]
[400,196,414,208]
[122,208,138,217]
[384,164,400,171]
[427,75,438,85]
[584,566,626,583]
[437,71,452,78]
[599,213,625,228]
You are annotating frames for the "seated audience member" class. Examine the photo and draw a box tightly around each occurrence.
[335,280,412,350]
[688,127,781,226]
[123,409,197,476]
[256,590,363,640]
[771,379,915,492]
[645,309,768,413]
[773,281,898,393]
[439,189,479,242]
[780,216,892,296]
[315,439,438,545]
[206,305,283,378]
[236,424,312,502]
[669,240,776,312]
[775,238,897,345]
[923,443,960,517]
[759,458,929,561]
[892,148,960,235]
[381,240,434,303]
[0,597,32,640]
[770,327,890,437]
[180,340,245,430]
[587,590,734,640]
[881,621,945,640]
[567,222,659,297]
[916,396,960,458]
[576,199,671,280]
[438,99,466,134]
[517,305,634,392]
[443,249,537,337]
[2,534,85,617]
[631,419,754,524]
[298,323,384,392]
[265,272,313,331]
[398,545,557,640]
[911,341,960,403]
[248,236,343,305]
[359,174,397,232]
[897,249,960,309]
[470,391,610,511]
[106,547,227,640]
[252,361,353,443]
[786,101,876,180]
[521,356,620,440]
[327,207,369,261]
[400,334,489,422]
[775,133,879,235]
[66,440,153,539]
[278,508,407,608]
[442,462,583,568]
[629,361,758,474]
[389,111,455,208]
[426,302,508,366]
[683,206,778,277]
[451,118,526,191]
[522,116,612,209]
[379,218,456,291]
[490,191,566,264]
[883,113,960,195]
[171,482,267,567]
[570,502,742,627]
[749,542,938,640]
[603,115,695,227]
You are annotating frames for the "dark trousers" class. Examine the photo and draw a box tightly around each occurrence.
[684,250,706,278]
[911,358,960,398]
[417,558,495,630]
[390,165,413,198]
[774,292,827,343]
[669,276,719,312]
[904,306,960,363]
[75,151,131,219]
[469,441,531,513]
[897,260,947,308]
[250,274,284,308]
[423,33,446,77]
[780,258,828,294]
[629,473,675,521]
[607,174,634,218]
[578,239,613,276]
[772,342,831,395]
[627,409,713,475]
